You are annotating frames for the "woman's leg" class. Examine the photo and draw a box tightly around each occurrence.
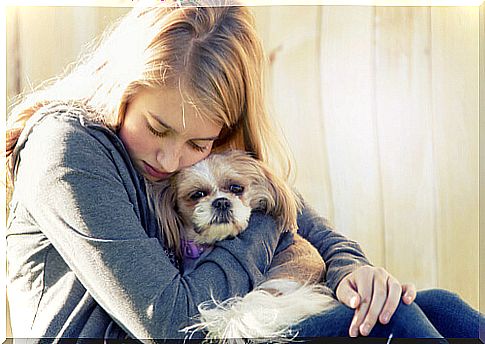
[291,301,447,341]
[414,289,484,338]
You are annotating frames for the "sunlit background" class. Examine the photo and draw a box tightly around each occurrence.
[5,1,484,338]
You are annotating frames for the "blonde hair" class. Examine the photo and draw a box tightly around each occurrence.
[5,1,292,246]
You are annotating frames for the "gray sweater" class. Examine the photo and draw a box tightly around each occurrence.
[6,103,371,341]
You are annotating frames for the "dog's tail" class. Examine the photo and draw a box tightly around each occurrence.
[181,279,337,343]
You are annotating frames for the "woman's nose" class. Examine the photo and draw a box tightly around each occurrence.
[156,144,181,173]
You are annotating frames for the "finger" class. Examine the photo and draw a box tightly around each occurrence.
[336,277,360,309]
[378,277,402,325]
[348,268,374,337]
[402,283,417,304]
[359,270,388,336]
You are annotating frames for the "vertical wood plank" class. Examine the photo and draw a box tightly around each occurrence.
[15,7,126,95]
[17,7,78,92]
[255,6,335,221]
[69,7,98,58]
[6,7,20,114]
[431,6,479,308]
[479,1,485,314]
[95,7,130,37]
[319,6,385,265]
[375,7,438,289]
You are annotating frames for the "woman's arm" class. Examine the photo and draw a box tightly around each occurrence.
[296,198,416,338]
[296,200,372,292]
[13,113,282,339]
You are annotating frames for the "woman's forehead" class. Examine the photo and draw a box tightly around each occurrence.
[133,87,222,137]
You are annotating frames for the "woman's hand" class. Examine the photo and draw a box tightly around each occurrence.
[335,265,416,337]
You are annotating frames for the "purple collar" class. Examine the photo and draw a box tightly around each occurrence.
[181,239,210,259]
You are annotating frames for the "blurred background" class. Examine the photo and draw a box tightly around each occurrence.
[6,2,483,336]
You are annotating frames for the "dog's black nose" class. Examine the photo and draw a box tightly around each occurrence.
[212,197,231,211]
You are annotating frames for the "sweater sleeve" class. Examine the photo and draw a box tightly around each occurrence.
[296,200,372,292]
[13,115,281,339]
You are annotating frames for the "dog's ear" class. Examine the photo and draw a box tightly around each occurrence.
[227,150,301,233]
[255,161,302,233]
[148,181,184,259]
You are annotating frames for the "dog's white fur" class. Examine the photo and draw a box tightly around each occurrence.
[183,280,336,343]
[150,150,337,343]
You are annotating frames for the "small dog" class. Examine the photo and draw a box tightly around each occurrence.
[150,150,337,342]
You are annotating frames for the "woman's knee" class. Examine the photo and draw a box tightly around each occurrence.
[415,288,467,312]
[292,302,355,337]
[374,301,443,339]
[415,288,482,338]
[417,288,461,303]
[296,301,441,339]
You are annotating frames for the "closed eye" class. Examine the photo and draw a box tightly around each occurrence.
[146,121,169,138]
[189,141,209,153]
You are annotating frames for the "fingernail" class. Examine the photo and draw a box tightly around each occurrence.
[350,296,358,308]
[382,312,390,323]
[350,328,358,337]
[361,324,370,336]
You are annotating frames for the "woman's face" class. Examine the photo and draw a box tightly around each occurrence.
[119,87,222,182]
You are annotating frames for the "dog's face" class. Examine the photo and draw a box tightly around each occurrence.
[173,152,257,244]
[155,150,300,252]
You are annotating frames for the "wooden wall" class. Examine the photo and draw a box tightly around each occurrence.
[5,4,481,326]
[253,5,480,309]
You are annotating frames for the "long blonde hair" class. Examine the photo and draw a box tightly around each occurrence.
[5,2,292,246]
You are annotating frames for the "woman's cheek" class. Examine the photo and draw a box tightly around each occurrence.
[120,125,152,159]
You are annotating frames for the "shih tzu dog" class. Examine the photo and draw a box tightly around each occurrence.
[149,150,337,343]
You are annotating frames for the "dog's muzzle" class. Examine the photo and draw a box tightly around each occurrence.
[211,197,232,224]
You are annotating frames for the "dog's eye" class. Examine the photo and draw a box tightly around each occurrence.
[229,184,244,195]
[190,190,207,201]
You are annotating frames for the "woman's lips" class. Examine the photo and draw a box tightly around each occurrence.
[143,161,172,180]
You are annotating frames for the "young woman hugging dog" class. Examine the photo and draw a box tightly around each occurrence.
[6,1,483,342]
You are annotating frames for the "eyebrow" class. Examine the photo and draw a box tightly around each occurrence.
[147,111,219,141]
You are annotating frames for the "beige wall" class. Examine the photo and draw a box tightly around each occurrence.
[253,5,480,309]
[479,2,484,315]
[6,6,130,110]
[5,4,482,334]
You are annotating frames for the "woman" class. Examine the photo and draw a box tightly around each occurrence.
[6,1,481,341]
